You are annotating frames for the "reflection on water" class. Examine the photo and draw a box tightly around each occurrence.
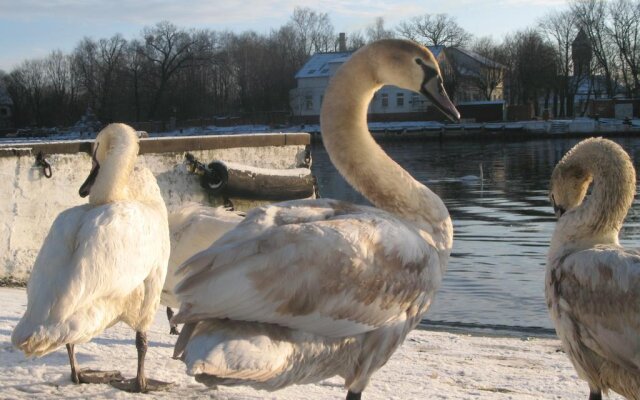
[311,137,640,331]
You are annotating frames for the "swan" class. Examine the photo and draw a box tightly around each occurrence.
[171,39,459,399]
[11,123,171,393]
[546,137,640,400]
[162,203,244,334]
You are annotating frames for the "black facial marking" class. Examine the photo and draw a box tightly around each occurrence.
[78,143,100,198]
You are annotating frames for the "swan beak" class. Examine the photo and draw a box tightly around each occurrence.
[421,77,460,122]
[79,162,99,197]
[79,144,100,198]
[550,195,566,218]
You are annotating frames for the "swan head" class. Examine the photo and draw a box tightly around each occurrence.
[549,163,592,218]
[79,123,140,202]
[369,39,460,122]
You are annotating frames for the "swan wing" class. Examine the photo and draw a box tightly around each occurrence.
[26,201,167,326]
[552,247,640,371]
[163,204,244,307]
[173,199,443,338]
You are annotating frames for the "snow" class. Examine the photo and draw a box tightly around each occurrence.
[0,288,624,399]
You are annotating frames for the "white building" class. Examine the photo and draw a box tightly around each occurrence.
[290,47,449,119]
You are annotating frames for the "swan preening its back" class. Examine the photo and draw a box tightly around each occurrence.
[11,123,171,392]
[171,39,457,399]
[546,137,640,400]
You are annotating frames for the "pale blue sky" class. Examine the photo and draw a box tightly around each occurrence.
[0,0,569,72]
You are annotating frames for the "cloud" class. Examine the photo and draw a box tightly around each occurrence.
[0,0,426,27]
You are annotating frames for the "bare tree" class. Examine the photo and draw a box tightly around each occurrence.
[607,0,640,97]
[72,35,127,120]
[502,30,558,114]
[44,50,79,125]
[396,14,472,47]
[366,17,395,43]
[539,9,580,116]
[7,59,47,126]
[571,0,618,97]
[470,38,507,101]
[141,21,210,118]
[288,7,335,55]
[346,30,366,50]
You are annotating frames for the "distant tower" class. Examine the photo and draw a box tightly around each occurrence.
[338,33,347,52]
[572,28,592,79]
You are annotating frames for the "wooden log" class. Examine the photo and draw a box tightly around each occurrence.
[199,160,315,201]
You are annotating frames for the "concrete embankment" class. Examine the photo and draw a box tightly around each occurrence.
[0,133,311,280]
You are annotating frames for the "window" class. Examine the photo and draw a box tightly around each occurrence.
[305,95,313,111]
[396,93,404,107]
[411,93,420,107]
[381,93,388,107]
[0,108,6,117]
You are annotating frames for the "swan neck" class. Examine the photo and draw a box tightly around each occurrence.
[554,141,636,248]
[89,141,138,205]
[320,50,449,228]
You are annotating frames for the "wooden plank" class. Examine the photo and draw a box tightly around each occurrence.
[0,133,311,157]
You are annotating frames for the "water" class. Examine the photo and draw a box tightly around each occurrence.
[311,136,640,333]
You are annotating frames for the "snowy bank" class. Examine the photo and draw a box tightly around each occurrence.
[0,288,623,399]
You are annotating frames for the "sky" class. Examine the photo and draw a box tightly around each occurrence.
[0,0,570,72]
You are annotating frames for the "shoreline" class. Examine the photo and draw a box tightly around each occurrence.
[0,287,624,399]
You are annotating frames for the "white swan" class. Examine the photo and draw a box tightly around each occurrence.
[162,203,244,334]
[546,137,640,400]
[11,123,171,393]
[171,39,459,399]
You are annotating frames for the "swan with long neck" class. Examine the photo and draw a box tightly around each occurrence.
[546,137,640,400]
[171,39,458,399]
[12,123,171,393]
[162,203,244,334]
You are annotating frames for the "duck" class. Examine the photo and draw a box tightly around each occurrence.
[546,137,640,400]
[162,202,244,334]
[11,123,171,393]
[170,39,459,399]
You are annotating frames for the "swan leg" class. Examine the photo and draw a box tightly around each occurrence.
[588,390,602,400]
[110,331,172,392]
[166,307,179,335]
[66,343,124,384]
[346,390,362,400]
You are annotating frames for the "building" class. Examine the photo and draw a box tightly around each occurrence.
[0,85,13,129]
[290,45,505,123]
[443,47,505,103]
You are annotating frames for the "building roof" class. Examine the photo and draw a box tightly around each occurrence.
[295,46,447,79]
[294,52,352,79]
[449,47,505,69]
[429,45,445,58]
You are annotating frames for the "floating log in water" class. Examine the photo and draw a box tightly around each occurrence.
[186,154,316,200]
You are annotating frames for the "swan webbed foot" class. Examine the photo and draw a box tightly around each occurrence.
[76,369,124,384]
[169,325,180,335]
[110,377,173,393]
[66,343,124,384]
[346,390,362,400]
[589,390,602,400]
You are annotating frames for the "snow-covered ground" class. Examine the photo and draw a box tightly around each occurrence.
[0,287,622,399]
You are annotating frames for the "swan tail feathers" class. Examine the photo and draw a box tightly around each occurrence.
[11,320,85,357]
[176,320,297,389]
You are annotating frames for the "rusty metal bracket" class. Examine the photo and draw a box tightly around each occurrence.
[35,151,52,178]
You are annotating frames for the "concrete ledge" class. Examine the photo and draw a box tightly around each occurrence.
[0,132,312,279]
[0,133,311,157]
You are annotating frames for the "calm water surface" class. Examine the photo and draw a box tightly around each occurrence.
[311,137,640,332]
